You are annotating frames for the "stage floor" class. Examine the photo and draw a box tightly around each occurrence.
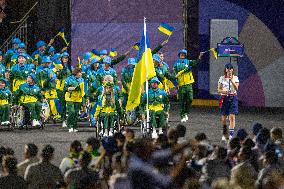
[0,104,283,166]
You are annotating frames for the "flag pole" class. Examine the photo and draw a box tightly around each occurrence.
[144,17,150,133]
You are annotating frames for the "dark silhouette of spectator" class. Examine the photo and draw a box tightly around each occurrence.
[65,150,99,189]
[24,145,63,189]
[17,143,39,178]
[0,155,28,189]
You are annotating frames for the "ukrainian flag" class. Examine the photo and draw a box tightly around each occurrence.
[57,28,68,45]
[126,24,156,111]
[109,48,118,57]
[158,22,174,36]
[49,98,62,115]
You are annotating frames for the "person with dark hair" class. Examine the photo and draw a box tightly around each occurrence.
[17,144,39,177]
[59,140,82,174]
[227,137,241,168]
[65,151,99,189]
[0,155,28,189]
[270,127,284,161]
[251,122,263,142]
[218,63,239,141]
[255,128,271,153]
[128,137,192,189]
[24,145,63,189]
[124,128,135,143]
[201,146,231,185]
[195,132,213,152]
[64,67,85,132]
[85,137,100,167]
[230,147,257,189]
[256,150,283,189]
[235,128,248,144]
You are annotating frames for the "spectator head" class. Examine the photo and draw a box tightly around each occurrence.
[176,124,186,138]
[167,127,179,145]
[5,147,14,156]
[86,137,100,152]
[41,145,54,161]
[251,122,263,136]
[237,146,252,162]
[262,150,278,166]
[79,151,92,168]
[155,134,170,149]
[78,174,100,189]
[270,127,282,142]
[0,146,6,165]
[235,128,248,142]
[195,132,207,142]
[113,132,126,148]
[2,155,17,175]
[24,143,38,159]
[72,67,82,78]
[214,146,227,160]
[242,138,255,149]
[70,140,82,155]
[194,145,208,159]
[228,137,241,151]
[132,138,153,161]
[124,128,135,142]
[256,128,271,150]
[211,178,230,189]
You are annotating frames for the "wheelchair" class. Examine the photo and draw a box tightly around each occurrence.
[96,112,121,138]
[141,112,169,138]
[10,104,46,130]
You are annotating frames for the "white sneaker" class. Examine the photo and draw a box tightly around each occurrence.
[69,128,74,132]
[185,115,189,121]
[229,135,233,140]
[103,129,108,137]
[99,130,104,136]
[181,117,186,123]
[221,135,227,141]
[158,128,163,134]
[62,121,67,128]
[1,121,10,125]
[152,130,158,139]
[32,120,40,127]
[109,128,113,136]
[73,129,78,132]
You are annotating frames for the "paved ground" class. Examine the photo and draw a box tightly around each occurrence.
[0,103,283,166]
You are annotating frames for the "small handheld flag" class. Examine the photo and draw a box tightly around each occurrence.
[109,48,118,57]
[56,28,68,45]
[210,48,218,60]
[158,22,174,36]
[132,42,140,51]
[77,56,82,68]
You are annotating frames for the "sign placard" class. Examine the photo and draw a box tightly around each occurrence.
[217,43,244,57]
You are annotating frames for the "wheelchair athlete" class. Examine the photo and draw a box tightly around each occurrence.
[0,78,12,126]
[94,81,121,137]
[140,77,170,139]
[12,73,43,127]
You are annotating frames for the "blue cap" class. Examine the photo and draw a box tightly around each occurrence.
[150,77,160,84]
[90,58,99,64]
[17,53,28,59]
[42,56,52,63]
[235,128,248,141]
[225,63,234,69]
[36,40,46,49]
[100,49,108,55]
[83,52,92,61]
[251,123,263,136]
[18,43,26,49]
[178,49,187,56]
[48,46,56,54]
[61,52,69,58]
[52,53,61,61]
[103,56,112,64]
[152,54,161,62]
[127,58,136,65]
[28,73,37,83]
[91,49,100,56]
[12,38,21,44]
[0,78,8,85]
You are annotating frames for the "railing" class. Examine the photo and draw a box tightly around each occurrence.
[0,2,38,53]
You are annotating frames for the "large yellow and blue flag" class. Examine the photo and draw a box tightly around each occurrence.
[158,22,174,36]
[57,28,68,45]
[126,24,156,111]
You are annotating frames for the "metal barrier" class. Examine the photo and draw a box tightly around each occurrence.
[0,2,38,53]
